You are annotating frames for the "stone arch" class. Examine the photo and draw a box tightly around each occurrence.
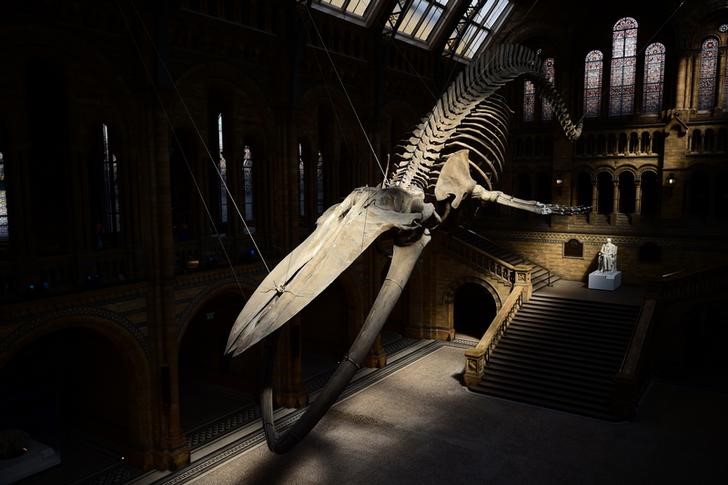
[443,276,502,338]
[0,310,154,467]
[177,281,249,342]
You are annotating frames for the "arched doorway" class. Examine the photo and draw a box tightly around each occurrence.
[618,171,635,214]
[300,281,351,383]
[0,326,149,481]
[575,172,592,207]
[453,283,498,339]
[178,291,259,432]
[597,172,613,215]
[641,171,659,217]
[687,168,711,217]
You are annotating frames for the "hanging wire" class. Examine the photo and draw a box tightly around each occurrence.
[123,0,272,275]
[114,1,252,298]
[303,7,387,179]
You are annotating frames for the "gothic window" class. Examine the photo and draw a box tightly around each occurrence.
[298,143,305,218]
[698,37,719,111]
[242,145,254,222]
[542,57,555,121]
[609,17,638,117]
[216,113,228,226]
[101,124,121,235]
[396,0,454,43]
[642,42,665,114]
[0,151,7,241]
[523,79,535,122]
[316,151,325,215]
[583,50,603,118]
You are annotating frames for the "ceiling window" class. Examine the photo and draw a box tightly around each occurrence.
[396,0,454,44]
[445,0,512,60]
[313,0,378,21]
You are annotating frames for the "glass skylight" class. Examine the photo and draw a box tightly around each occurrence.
[445,0,511,60]
[314,0,376,19]
[395,0,454,43]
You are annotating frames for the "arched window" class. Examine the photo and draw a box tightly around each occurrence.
[0,151,7,240]
[583,50,603,118]
[315,150,325,215]
[542,57,555,121]
[216,112,228,227]
[698,37,719,111]
[100,124,121,236]
[523,79,535,122]
[609,17,638,117]
[642,42,665,113]
[298,142,305,218]
[242,145,254,222]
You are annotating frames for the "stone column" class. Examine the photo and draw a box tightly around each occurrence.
[676,55,688,109]
[151,110,190,470]
[590,179,599,224]
[633,179,642,224]
[276,317,308,408]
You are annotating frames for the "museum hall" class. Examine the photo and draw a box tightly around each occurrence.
[0,0,726,484]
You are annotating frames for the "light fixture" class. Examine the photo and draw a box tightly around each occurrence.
[666,173,676,185]
[554,176,564,186]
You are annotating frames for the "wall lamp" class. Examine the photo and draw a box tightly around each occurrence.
[666,173,676,185]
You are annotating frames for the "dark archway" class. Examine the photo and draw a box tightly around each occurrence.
[0,327,140,481]
[618,171,635,214]
[454,283,497,339]
[597,172,613,214]
[687,168,711,217]
[641,171,659,217]
[178,291,259,431]
[575,172,592,207]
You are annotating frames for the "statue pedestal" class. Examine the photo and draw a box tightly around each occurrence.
[588,270,622,290]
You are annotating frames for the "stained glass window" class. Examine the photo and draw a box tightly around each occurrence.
[0,152,7,240]
[642,43,665,114]
[242,145,254,222]
[298,143,305,218]
[101,124,121,234]
[523,79,535,122]
[583,50,603,118]
[542,57,555,121]
[698,37,719,111]
[217,113,228,225]
[396,0,454,43]
[609,17,638,117]
[316,151,325,215]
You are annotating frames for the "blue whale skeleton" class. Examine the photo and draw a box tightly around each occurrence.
[225,43,586,453]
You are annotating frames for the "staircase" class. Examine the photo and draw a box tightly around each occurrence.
[471,293,640,419]
[450,227,556,292]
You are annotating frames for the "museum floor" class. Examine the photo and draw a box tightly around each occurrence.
[154,344,725,485]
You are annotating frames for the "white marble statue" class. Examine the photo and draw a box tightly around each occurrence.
[598,238,618,272]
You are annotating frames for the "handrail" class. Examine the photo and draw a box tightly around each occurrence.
[618,298,656,378]
[463,285,525,387]
[446,235,530,290]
